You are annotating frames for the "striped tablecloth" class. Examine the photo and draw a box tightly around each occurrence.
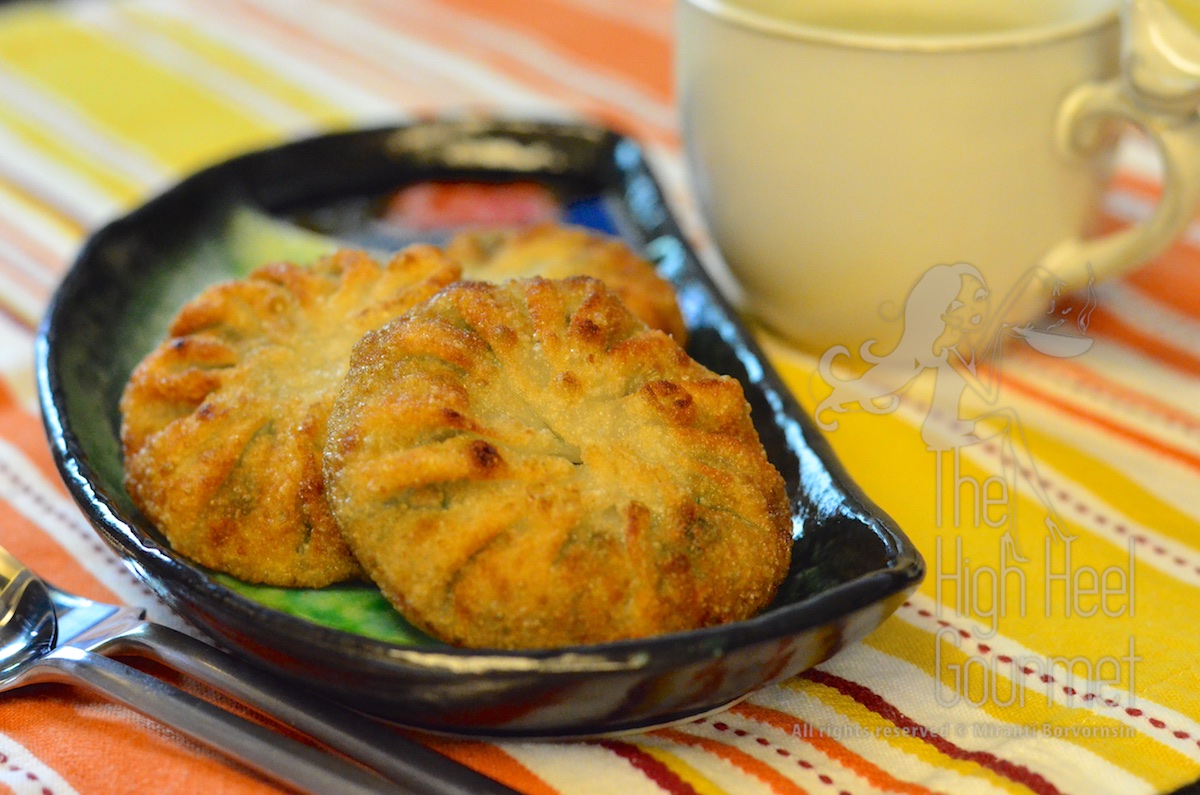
[2,1,1199,793]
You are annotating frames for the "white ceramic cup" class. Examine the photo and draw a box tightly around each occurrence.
[677,0,1200,353]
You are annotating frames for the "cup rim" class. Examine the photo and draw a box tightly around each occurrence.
[679,0,1120,52]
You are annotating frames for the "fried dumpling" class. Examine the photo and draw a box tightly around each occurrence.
[323,276,790,649]
[447,223,688,345]
[120,247,461,587]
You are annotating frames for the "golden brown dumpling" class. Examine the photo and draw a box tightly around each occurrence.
[120,247,461,587]
[323,276,790,649]
[446,224,688,345]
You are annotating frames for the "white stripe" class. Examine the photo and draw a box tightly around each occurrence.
[748,685,1016,795]
[0,124,124,229]
[1095,280,1200,356]
[1009,342,1200,445]
[138,0,402,122]
[0,45,167,188]
[499,740,668,795]
[1009,348,1200,512]
[1104,187,1200,249]
[673,713,870,794]
[72,3,320,134]
[892,390,1200,590]
[0,269,46,332]
[634,730,779,794]
[252,0,568,116]
[792,338,1200,587]
[821,639,1157,794]
[354,0,677,129]
[0,440,191,633]
[0,187,81,265]
[0,238,56,293]
[0,731,80,795]
[1074,338,1200,419]
[0,320,37,415]
[1008,350,1200,457]
[1114,132,1160,181]
[900,594,1200,758]
[559,0,674,38]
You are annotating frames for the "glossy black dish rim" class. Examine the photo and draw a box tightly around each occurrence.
[35,118,924,684]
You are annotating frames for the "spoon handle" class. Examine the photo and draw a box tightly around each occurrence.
[29,645,396,795]
[88,622,520,795]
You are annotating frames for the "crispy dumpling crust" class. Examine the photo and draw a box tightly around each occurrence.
[324,276,791,649]
[120,247,462,587]
[446,223,688,345]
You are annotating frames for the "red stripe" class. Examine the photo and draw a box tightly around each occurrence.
[596,740,700,795]
[1123,250,1200,324]
[1001,370,1200,475]
[654,728,810,795]
[730,703,938,795]
[1084,305,1200,378]
[803,669,1065,795]
[1025,354,1200,435]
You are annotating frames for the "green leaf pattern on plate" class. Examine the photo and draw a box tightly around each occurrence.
[215,576,437,645]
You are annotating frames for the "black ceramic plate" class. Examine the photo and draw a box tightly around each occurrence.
[36,119,923,738]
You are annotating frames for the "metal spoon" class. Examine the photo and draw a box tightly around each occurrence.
[0,550,397,793]
[0,545,516,794]
[44,576,520,794]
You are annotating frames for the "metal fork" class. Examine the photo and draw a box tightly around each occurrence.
[45,580,520,795]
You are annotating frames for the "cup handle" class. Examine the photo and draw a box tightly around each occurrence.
[1044,76,1200,289]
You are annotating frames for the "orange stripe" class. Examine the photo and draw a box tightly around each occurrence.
[1110,170,1164,201]
[0,210,68,276]
[732,702,938,795]
[418,738,561,795]
[1093,204,1200,321]
[0,687,280,795]
[0,394,134,606]
[0,262,53,313]
[1084,304,1200,377]
[0,395,71,491]
[208,0,433,107]
[1122,245,1200,322]
[345,0,678,148]
[0,495,131,607]
[431,0,672,103]
[655,727,809,795]
[1030,354,1200,434]
[1093,177,1200,321]
[1003,369,1200,474]
[0,260,52,306]
[1045,212,1200,374]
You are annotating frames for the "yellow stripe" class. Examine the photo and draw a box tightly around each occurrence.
[0,99,145,205]
[783,677,1029,794]
[863,617,1195,791]
[117,5,353,126]
[1013,393,1200,548]
[637,744,727,795]
[760,332,1200,724]
[0,181,84,241]
[0,10,282,174]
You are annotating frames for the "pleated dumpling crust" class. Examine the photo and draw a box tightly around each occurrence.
[324,276,791,649]
[446,223,689,345]
[120,247,462,587]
